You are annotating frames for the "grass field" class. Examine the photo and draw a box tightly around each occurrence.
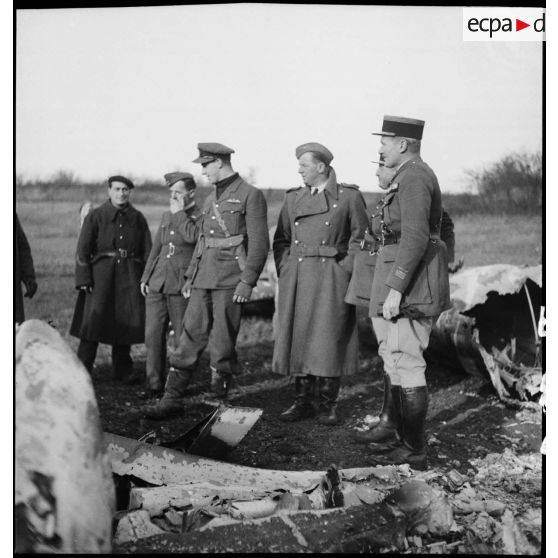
[16,200,542,362]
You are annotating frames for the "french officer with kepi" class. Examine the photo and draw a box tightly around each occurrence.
[273,142,369,425]
[140,172,201,398]
[364,116,451,471]
[143,143,269,419]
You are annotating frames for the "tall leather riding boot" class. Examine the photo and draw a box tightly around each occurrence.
[142,366,193,420]
[279,375,316,422]
[354,374,401,448]
[370,386,429,470]
[317,377,341,426]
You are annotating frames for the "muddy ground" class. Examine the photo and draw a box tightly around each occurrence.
[92,313,543,531]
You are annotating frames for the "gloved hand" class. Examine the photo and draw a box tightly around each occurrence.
[233,280,253,304]
[23,279,38,298]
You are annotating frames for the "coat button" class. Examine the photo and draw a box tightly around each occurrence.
[117,259,120,264]
[119,235,123,239]
[211,215,216,220]
[167,255,170,259]
[235,256,239,260]
[339,189,344,193]
[170,230,174,235]
[295,221,299,226]
[294,240,299,244]
[325,221,330,226]
[298,257,303,262]
[119,224,123,228]
[321,258,326,262]
[210,230,214,234]
[333,204,337,208]
[321,240,326,245]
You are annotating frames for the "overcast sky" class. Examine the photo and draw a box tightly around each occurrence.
[16,4,542,192]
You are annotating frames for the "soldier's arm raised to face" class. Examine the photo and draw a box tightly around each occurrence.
[174,211,201,244]
[272,198,291,277]
[75,211,98,289]
[241,188,269,286]
[385,169,432,294]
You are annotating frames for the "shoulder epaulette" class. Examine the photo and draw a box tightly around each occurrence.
[286,186,303,193]
[339,183,360,190]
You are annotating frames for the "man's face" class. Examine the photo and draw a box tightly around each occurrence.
[376,165,396,190]
[298,152,323,187]
[201,159,221,185]
[169,181,190,205]
[378,136,402,168]
[108,181,131,208]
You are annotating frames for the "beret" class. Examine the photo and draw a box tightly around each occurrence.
[295,142,334,164]
[192,142,235,164]
[372,115,425,140]
[108,175,134,189]
[164,171,196,188]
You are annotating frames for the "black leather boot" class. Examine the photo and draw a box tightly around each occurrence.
[369,386,428,470]
[317,377,341,426]
[210,367,232,399]
[354,374,401,446]
[279,376,316,422]
[142,367,192,420]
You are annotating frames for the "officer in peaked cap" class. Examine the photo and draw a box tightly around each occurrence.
[353,115,451,471]
[139,171,201,399]
[70,175,152,381]
[143,143,269,419]
[192,142,236,163]
[272,142,368,426]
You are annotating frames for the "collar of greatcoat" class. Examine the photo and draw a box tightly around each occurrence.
[390,155,423,184]
[103,199,132,222]
[293,167,339,219]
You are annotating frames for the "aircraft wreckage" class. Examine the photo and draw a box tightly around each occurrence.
[15,262,543,552]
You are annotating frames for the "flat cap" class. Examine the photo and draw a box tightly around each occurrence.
[192,142,235,164]
[108,175,134,189]
[164,171,196,188]
[295,142,334,164]
[372,115,425,140]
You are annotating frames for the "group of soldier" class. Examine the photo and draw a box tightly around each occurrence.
[16,115,452,471]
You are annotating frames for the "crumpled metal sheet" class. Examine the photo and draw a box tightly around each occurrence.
[449,264,542,312]
[15,320,115,553]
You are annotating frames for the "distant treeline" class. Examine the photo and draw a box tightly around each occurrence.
[15,150,542,216]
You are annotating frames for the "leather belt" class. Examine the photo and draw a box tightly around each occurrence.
[204,234,244,248]
[91,249,142,263]
[291,245,339,258]
[162,242,191,257]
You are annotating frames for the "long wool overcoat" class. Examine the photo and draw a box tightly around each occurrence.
[70,200,152,345]
[272,168,368,377]
[369,156,451,319]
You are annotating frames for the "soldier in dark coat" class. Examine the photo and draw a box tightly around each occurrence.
[272,143,368,425]
[140,172,200,398]
[143,143,269,419]
[361,116,451,471]
[70,176,152,380]
[15,214,37,324]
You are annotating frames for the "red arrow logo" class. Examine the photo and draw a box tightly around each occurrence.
[516,19,530,31]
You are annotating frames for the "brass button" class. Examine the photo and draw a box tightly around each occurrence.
[235,256,239,260]
[298,257,303,262]
[333,203,337,208]
[119,235,123,239]
[167,255,170,259]
[295,221,299,226]
[211,215,216,220]
[321,240,326,245]
[210,230,214,234]
[339,189,344,193]
[321,258,326,262]
[325,221,330,226]
[170,230,175,235]
[294,240,299,245]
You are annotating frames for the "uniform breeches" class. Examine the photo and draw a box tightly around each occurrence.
[371,317,433,388]
[169,288,242,375]
[145,292,189,390]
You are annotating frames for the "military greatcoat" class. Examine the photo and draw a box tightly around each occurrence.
[369,156,451,319]
[70,200,152,345]
[272,168,369,377]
